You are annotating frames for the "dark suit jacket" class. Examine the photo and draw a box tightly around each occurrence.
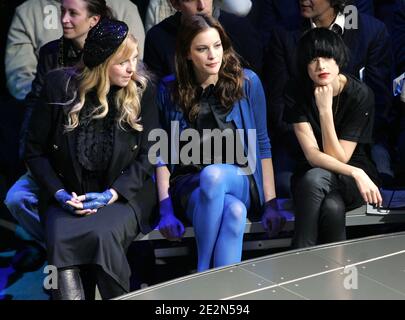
[264,12,393,142]
[24,68,159,234]
[144,11,263,79]
[258,0,375,47]
[393,0,405,75]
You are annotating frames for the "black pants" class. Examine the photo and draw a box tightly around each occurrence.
[291,168,364,249]
[54,265,126,300]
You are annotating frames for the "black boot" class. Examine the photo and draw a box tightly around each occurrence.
[95,266,125,300]
[52,267,85,300]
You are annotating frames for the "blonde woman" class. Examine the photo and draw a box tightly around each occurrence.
[24,19,158,300]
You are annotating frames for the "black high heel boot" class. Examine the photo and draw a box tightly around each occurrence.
[52,267,85,300]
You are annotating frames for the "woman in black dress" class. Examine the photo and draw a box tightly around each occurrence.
[6,0,114,252]
[24,18,158,299]
[283,28,382,248]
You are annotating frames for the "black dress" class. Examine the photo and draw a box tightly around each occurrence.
[169,85,260,219]
[24,67,159,293]
[43,88,150,292]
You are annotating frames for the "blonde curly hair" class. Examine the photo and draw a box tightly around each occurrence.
[65,34,148,132]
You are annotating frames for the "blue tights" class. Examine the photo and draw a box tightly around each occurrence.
[185,164,250,272]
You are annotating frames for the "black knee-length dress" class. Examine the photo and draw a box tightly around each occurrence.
[169,85,260,219]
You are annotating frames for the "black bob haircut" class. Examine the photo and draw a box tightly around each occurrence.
[296,28,350,88]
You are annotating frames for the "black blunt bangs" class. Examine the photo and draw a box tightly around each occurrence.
[297,28,349,74]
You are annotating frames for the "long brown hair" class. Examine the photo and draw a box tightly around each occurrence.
[174,14,244,122]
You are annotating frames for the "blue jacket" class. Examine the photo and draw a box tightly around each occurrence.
[156,69,271,205]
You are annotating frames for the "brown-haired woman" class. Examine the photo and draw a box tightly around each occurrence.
[155,14,284,272]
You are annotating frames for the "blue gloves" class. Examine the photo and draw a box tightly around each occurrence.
[55,189,75,213]
[158,197,185,241]
[55,189,114,214]
[261,198,286,238]
[82,190,113,210]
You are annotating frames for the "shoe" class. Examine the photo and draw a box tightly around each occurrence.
[11,242,46,272]
[52,267,85,300]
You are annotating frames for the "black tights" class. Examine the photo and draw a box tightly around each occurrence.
[291,168,360,248]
